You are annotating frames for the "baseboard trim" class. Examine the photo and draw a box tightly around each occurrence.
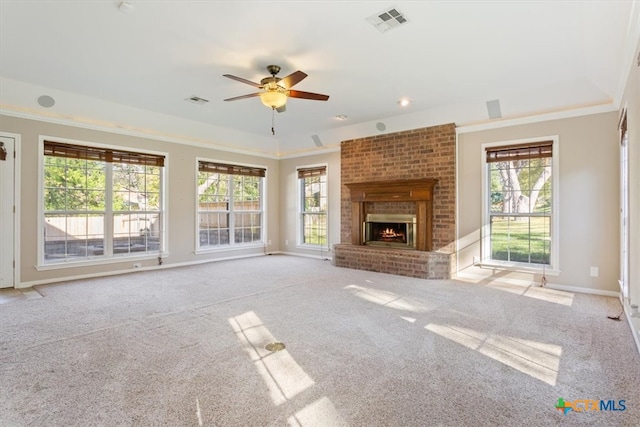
[544,283,620,297]
[278,251,332,261]
[17,252,269,289]
[623,301,640,355]
[455,272,619,297]
[16,251,334,289]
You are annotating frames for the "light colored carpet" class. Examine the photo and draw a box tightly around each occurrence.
[1,255,638,426]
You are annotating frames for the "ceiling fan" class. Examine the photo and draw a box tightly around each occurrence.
[223,65,329,113]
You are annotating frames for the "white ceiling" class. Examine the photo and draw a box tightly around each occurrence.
[1,1,639,157]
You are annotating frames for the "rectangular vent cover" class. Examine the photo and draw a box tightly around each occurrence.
[186,96,209,105]
[486,99,502,119]
[366,7,408,33]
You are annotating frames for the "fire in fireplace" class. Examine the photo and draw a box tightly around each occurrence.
[364,214,416,249]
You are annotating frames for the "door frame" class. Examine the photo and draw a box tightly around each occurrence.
[0,132,21,289]
[619,110,629,300]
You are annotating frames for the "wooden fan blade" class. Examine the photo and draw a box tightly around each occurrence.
[288,90,330,101]
[223,74,263,88]
[279,71,307,89]
[223,93,261,101]
[276,104,287,113]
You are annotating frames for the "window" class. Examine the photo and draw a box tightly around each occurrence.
[42,140,164,263]
[197,161,264,249]
[483,140,556,269]
[298,166,327,247]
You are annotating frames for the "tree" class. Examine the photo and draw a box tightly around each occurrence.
[44,158,105,211]
[490,158,551,214]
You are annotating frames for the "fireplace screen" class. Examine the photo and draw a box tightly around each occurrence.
[364,214,416,249]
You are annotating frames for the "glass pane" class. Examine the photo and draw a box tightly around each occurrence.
[86,165,106,189]
[198,212,229,247]
[509,216,531,263]
[303,213,327,245]
[44,188,67,211]
[44,214,105,261]
[87,190,105,211]
[113,213,161,254]
[66,190,86,210]
[490,216,510,261]
[490,190,504,213]
[198,172,229,205]
[234,176,260,202]
[44,166,66,188]
[530,216,551,264]
[84,214,106,257]
[490,215,551,265]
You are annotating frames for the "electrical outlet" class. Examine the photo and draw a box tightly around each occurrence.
[268,239,272,245]
[590,266,599,277]
[473,256,479,265]
[285,240,288,246]
[133,263,141,269]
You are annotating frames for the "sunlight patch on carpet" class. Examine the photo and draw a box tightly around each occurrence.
[229,311,315,405]
[425,323,562,386]
[456,272,574,307]
[344,284,433,313]
[287,396,345,427]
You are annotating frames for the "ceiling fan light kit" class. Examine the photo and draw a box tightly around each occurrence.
[223,64,330,134]
[260,90,287,109]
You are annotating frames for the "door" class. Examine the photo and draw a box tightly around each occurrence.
[0,135,15,288]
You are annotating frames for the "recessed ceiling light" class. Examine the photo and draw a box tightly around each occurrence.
[336,115,348,120]
[398,98,411,107]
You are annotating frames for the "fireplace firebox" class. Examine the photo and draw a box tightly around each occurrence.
[364,214,416,249]
[346,178,438,251]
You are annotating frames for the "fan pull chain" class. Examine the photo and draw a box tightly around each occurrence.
[271,107,276,135]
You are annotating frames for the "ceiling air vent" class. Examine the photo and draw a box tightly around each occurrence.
[185,95,209,105]
[366,7,408,33]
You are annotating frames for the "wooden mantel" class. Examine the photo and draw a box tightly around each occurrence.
[346,178,438,251]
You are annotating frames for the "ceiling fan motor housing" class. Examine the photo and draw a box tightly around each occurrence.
[266,64,281,76]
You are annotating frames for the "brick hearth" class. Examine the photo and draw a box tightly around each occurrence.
[333,123,456,279]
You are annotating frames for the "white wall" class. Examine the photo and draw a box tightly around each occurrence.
[457,112,620,293]
[0,115,280,286]
[278,151,341,259]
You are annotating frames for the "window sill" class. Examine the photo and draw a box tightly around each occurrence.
[477,261,560,276]
[296,244,330,251]
[194,243,265,255]
[36,252,168,271]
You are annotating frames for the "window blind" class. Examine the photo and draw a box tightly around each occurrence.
[485,141,552,163]
[44,141,165,167]
[297,166,326,179]
[198,161,266,177]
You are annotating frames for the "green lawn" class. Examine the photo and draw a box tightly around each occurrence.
[304,230,327,246]
[490,216,550,264]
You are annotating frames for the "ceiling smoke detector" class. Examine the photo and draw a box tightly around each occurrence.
[366,7,409,33]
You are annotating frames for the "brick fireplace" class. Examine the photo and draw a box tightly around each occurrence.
[332,123,456,279]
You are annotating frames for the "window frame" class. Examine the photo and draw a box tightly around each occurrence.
[619,110,629,299]
[480,136,560,274]
[297,164,329,249]
[37,136,168,269]
[195,158,266,253]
